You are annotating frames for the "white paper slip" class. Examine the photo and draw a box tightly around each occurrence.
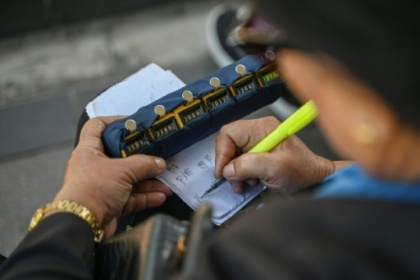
[156,133,266,226]
[86,63,185,118]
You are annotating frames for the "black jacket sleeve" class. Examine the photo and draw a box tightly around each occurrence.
[187,198,420,280]
[0,212,95,280]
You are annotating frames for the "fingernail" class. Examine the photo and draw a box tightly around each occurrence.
[156,192,166,200]
[223,163,235,178]
[154,157,166,170]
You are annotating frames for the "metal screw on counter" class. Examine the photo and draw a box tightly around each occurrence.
[235,64,247,76]
[182,90,194,105]
[125,119,137,132]
[154,105,166,118]
[209,77,221,89]
[265,50,276,61]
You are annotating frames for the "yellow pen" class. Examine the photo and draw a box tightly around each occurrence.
[249,100,318,153]
[201,100,318,198]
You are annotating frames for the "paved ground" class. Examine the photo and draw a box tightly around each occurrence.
[0,0,338,257]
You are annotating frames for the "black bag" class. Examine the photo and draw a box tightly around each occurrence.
[96,204,214,280]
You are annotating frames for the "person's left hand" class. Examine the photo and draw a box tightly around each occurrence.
[53,116,173,238]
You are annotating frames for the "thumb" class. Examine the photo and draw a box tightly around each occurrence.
[116,155,166,182]
[223,153,279,183]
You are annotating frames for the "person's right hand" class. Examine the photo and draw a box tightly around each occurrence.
[215,116,335,193]
[54,116,173,239]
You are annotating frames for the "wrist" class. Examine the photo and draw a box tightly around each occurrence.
[29,199,104,242]
[54,187,106,226]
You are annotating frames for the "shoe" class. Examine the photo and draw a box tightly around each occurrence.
[206,4,239,67]
[206,4,301,119]
[206,4,268,67]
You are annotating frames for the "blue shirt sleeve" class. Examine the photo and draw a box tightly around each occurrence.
[315,164,420,204]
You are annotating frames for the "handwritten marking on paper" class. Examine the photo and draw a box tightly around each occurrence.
[197,161,209,169]
[166,158,180,174]
[175,168,194,185]
[205,155,213,163]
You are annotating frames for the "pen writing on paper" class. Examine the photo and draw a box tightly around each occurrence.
[200,178,227,198]
[156,132,267,225]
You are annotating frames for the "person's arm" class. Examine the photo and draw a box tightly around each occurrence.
[0,214,95,280]
[214,116,350,193]
[0,116,173,279]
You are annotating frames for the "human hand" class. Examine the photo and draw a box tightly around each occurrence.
[215,116,334,193]
[54,116,173,238]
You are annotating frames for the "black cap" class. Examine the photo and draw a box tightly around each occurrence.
[255,0,420,128]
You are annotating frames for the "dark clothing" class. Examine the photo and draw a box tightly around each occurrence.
[0,213,95,280]
[0,255,6,267]
[196,198,420,280]
[1,197,420,279]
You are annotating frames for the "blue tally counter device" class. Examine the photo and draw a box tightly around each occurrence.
[102,53,287,159]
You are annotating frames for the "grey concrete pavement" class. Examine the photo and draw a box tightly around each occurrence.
[0,0,222,107]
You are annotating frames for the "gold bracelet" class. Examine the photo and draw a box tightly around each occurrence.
[29,199,104,243]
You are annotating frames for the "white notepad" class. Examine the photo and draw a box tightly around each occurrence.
[86,63,265,225]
